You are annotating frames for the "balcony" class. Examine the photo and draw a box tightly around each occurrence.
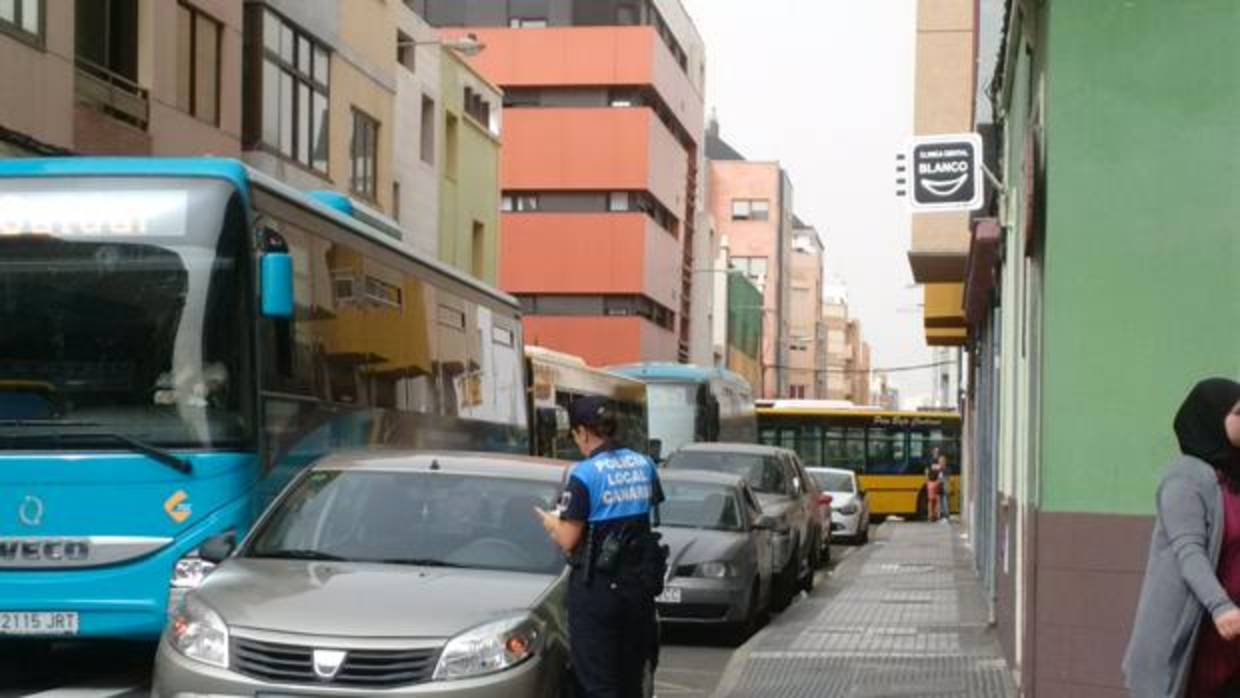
[75,58,148,130]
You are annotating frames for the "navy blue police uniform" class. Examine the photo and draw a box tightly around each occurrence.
[560,397,664,698]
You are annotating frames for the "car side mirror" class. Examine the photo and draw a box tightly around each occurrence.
[755,515,789,534]
[199,534,236,564]
[260,251,294,318]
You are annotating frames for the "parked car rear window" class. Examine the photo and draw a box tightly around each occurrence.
[659,482,744,531]
[811,470,855,493]
[247,470,564,575]
[665,451,788,495]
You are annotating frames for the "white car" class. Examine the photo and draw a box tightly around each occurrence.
[807,468,870,544]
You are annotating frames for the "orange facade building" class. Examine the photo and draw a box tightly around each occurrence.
[414,1,706,366]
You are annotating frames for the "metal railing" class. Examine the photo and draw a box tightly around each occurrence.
[74,57,149,130]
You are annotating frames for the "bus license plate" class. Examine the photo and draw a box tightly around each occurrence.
[656,587,681,604]
[0,612,79,636]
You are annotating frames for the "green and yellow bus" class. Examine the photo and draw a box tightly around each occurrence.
[756,401,961,521]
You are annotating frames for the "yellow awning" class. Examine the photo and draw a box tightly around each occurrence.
[926,327,967,346]
[923,283,965,328]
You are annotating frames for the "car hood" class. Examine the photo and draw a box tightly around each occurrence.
[197,559,560,639]
[658,526,745,569]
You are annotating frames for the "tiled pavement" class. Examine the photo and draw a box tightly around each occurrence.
[714,521,1018,698]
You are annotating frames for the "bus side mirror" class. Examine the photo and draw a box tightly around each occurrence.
[261,252,294,318]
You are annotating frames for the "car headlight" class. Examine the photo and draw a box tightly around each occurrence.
[694,561,736,578]
[432,614,544,681]
[168,594,229,669]
[837,502,859,515]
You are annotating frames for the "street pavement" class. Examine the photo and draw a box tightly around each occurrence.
[656,545,856,697]
[0,546,857,697]
[715,520,1018,698]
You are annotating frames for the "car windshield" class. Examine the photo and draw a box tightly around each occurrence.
[0,177,251,449]
[659,481,744,531]
[812,470,855,493]
[247,470,566,575]
[666,451,787,495]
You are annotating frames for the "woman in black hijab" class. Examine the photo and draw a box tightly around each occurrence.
[1175,378,1240,488]
[1125,378,1240,698]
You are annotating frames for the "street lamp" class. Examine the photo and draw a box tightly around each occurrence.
[397,33,487,57]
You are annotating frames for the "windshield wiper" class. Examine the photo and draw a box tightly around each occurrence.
[0,420,193,475]
[253,549,349,561]
[376,558,469,568]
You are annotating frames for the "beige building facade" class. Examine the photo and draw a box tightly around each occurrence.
[907,0,976,347]
[0,0,243,157]
[0,0,498,270]
[788,221,826,399]
[822,296,850,401]
[822,292,871,405]
[241,0,396,217]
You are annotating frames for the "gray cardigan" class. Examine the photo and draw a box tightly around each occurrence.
[1124,456,1235,698]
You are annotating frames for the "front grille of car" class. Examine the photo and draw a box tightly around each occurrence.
[231,637,440,688]
[657,603,730,620]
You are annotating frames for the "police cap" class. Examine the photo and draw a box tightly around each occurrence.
[568,395,610,430]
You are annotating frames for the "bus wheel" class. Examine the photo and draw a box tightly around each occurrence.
[915,488,928,521]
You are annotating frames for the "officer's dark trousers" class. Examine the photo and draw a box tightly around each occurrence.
[568,574,657,698]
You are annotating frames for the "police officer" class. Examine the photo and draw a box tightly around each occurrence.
[536,395,665,698]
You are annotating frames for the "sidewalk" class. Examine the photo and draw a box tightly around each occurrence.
[714,521,1018,698]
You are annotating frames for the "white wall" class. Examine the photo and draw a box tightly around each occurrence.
[393,7,443,258]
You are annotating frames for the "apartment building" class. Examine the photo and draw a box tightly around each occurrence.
[413,0,707,366]
[0,1,507,277]
[706,122,793,398]
[0,0,243,157]
[788,220,826,399]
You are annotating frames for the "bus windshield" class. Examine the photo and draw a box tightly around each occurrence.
[0,177,251,449]
[646,381,698,455]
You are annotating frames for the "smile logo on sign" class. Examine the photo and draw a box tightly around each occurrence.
[164,491,192,524]
[906,133,985,212]
[313,649,347,680]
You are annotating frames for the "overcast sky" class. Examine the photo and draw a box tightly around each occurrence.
[682,0,937,403]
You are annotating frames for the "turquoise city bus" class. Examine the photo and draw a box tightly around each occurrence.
[0,158,529,642]
[607,363,756,459]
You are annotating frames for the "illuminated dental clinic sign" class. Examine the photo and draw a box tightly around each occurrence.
[907,133,983,212]
[0,190,189,237]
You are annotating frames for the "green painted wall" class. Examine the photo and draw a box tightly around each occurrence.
[1040,0,1240,514]
[727,271,764,393]
[438,56,501,286]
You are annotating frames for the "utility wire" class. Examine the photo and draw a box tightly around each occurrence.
[758,360,957,375]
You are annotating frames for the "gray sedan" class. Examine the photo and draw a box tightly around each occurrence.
[153,451,574,698]
[654,470,775,644]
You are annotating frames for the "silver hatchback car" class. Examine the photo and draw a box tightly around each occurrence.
[153,451,573,698]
